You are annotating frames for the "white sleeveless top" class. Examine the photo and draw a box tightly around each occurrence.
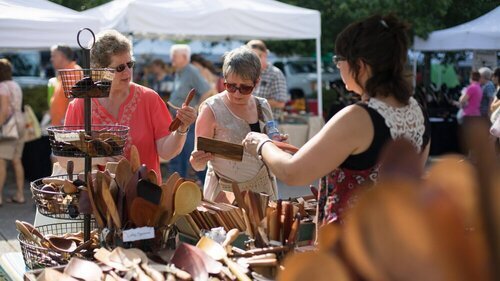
[202,93,275,200]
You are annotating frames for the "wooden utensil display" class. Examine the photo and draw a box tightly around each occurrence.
[197,136,244,161]
[197,236,251,281]
[169,88,196,132]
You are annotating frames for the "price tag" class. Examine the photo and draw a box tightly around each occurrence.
[54,132,80,142]
[122,227,155,242]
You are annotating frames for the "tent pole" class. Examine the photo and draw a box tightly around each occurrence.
[316,36,323,118]
[412,51,417,94]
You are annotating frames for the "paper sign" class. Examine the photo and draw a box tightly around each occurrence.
[122,227,155,242]
[54,132,80,142]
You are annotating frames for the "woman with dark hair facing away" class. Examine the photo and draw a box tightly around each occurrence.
[243,14,431,224]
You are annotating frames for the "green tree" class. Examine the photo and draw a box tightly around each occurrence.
[51,0,498,57]
[267,0,498,56]
[49,0,109,11]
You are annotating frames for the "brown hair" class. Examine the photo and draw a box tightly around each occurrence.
[90,29,131,68]
[246,40,268,53]
[470,71,480,82]
[151,59,167,69]
[0,58,13,82]
[335,14,411,104]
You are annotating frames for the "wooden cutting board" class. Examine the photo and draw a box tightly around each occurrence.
[197,137,244,161]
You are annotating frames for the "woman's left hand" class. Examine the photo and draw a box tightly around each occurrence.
[242,132,270,157]
[175,104,197,132]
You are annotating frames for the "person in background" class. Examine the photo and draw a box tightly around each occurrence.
[168,44,215,181]
[49,45,80,126]
[247,40,288,119]
[191,54,224,93]
[455,71,482,123]
[489,68,500,115]
[0,59,26,205]
[478,67,495,118]
[149,59,174,103]
[64,30,196,183]
[243,14,431,225]
[190,46,278,200]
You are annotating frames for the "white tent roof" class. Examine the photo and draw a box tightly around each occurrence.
[81,0,320,40]
[414,6,500,51]
[0,0,100,49]
[82,0,325,116]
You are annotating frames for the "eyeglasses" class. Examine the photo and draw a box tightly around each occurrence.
[333,55,346,64]
[109,60,135,73]
[224,82,255,95]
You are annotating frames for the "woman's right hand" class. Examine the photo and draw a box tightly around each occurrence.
[190,150,214,171]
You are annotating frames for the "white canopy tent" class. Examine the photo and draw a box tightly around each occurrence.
[82,0,324,115]
[0,0,100,49]
[413,6,500,51]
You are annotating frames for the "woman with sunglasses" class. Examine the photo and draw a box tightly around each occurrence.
[190,46,278,200]
[243,14,431,224]
[64,30,196,183]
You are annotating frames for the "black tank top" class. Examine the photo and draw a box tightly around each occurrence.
[340,102,430,170]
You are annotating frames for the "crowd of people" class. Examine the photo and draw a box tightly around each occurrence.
[1,10,499,235]
[1,11,500,279]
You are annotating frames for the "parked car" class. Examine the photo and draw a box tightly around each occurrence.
[0,51,49,118]
[0,51,48,89]
[271,57,342,98]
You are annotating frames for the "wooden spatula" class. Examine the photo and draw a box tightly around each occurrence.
[86,173,105,228]
[102,179,121,229]
[155,172,181,226]
[129,145,141,173]
[130,197,159,227]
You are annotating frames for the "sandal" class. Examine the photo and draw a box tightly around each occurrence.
[6,196,25,204]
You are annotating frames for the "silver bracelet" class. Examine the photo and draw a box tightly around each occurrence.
[256,139,273,160]
[176,127,189,136]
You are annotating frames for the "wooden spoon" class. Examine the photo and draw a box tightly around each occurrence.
[130,197,159,227]
[102,179,122,229]
[15,220,44,247]
[67,160,74,181]
[129,145,141,173]
[196,236,251,281]
[86,173,105,228]
[115,158,133,190]
[169,88,196,132]
[147,169,158,185]
[46,236,77,253]
[64,257,103,281]
[168,181,202,226]
[154,172,181,227]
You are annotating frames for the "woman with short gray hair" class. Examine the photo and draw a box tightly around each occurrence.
[190,46,278,200]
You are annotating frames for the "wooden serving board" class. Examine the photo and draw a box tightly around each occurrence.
[197,137,244,161]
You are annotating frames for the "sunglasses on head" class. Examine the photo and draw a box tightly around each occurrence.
[224,82,255,95]
[110,60,135,73]
[333,55,346,64]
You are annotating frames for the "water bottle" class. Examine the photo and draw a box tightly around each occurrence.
[266,120,281,141]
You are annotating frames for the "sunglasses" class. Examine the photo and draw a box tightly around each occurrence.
[224,82,255,95]
[333,55,346,64]
[109,60,135,73]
